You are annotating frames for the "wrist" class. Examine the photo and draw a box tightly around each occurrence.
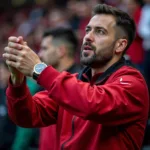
[11,73,24,85]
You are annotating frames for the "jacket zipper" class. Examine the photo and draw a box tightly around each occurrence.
[61,116,76,150]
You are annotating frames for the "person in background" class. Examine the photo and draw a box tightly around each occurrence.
[0,60,16,150]
[38,27,82,150]
[138,0,150,92]
[0,60,41,150]
[3,4,149,150]
[138,0,150,146]
[124,0,144,73]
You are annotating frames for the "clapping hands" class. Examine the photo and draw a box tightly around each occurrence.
[3,36,41,84]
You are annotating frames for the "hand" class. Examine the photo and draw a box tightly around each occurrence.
[3,36,24,85]
[3,36,41,77]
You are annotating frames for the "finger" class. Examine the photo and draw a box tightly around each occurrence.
[18,36,28,46]
[8,36,20,43]
[24,42,27,45]
[6,60,19,68]
[3,53,21,62]
[4,46,28,58]
[18,36,24,44]
[4,47,20,55]
[8,42,23,50]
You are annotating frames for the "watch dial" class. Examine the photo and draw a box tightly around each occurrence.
[35,64,47,73]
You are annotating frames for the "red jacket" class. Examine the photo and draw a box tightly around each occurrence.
[6,59,149,150]
[39,64,82,150]
[39,125,56,150]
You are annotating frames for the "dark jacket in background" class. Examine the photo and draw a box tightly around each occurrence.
[0,87,16,150]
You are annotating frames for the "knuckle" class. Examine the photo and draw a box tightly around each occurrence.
[6,47,11,52]
[10,54,14,60]
[8,36,17,42]
[21,52,25,57]
[18,44,22,49]
[21,51,26,57]
[11,48,16,54]
[8,42,14,47]
[7,47,10,52]
[4,47,8,51]
[5,47,13,54]
[6,60,10,65]
[7,54,11,59]
[10,55,14,59]
[16,62,20,68]
[24,46,29,51]
[19,57,23,62]
[6,53,10,59]
[25,46,29,49]
[8,36,13,40]
[10,48,14,53]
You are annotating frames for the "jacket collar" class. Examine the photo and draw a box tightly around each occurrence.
[78,57,134,84]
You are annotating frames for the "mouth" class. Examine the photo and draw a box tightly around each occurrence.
[82,44,95,57]
[83,45,93,51]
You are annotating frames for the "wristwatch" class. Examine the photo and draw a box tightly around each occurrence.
[33,62,47,80]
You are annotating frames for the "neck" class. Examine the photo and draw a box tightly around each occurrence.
[91,56,121,76]
[56,57,75,72]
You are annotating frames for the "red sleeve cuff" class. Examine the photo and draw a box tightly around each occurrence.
[37,66,60,90]
[6,77,29,98]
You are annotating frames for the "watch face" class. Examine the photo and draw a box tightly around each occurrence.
[35,63,47,74]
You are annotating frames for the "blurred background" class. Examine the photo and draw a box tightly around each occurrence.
[0,0,150,150]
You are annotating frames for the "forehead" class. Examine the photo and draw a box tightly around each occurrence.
[42,36,53,44]
[87,14,116,29]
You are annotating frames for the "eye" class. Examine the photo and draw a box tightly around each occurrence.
[96,29,105,35]
[85,28,90,33]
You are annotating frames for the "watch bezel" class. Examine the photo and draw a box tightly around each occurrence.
[33,62,47,74]
[33,62,47,80]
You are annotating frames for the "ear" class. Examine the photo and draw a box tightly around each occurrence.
[57,45,67,58]
[115,39,128,54]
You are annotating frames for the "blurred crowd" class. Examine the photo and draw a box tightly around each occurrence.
[0,0,150,149]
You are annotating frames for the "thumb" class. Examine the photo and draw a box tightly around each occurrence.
[18,36,28,46]
[18,36,24,44]
[24,41,27,45]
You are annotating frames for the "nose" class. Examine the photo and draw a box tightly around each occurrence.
[84,30,94,42]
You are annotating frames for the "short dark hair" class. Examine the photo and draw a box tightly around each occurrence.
[43,27,78,56]
[92,4,136,52]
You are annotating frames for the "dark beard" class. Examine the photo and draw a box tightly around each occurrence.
[80,51,96,66]
[80,42,115,68]
[80,51,113,68]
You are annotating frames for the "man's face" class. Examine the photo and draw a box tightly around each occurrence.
[80,14,117,68]
[39,36,59,66]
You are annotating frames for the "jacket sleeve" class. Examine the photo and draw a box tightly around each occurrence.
[6,78,59,128]
[38,66,149,126]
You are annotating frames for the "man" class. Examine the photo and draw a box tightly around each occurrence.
[3,4,149,150]
[38,28,82,150]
